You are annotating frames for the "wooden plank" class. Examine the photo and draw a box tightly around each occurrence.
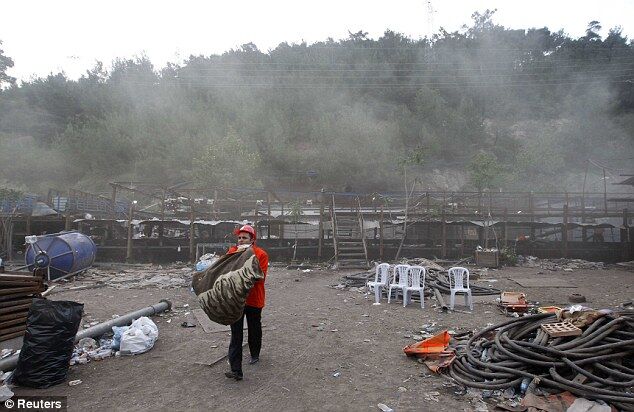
[0,280,43,287]
[0,273,42,281]
[0,311,29,322]
[0,304,32,316]
[0,299,33,309]
[0,329,26,342]
[0,317,27,329]
[0,324,27,336]
[0,291,41,302]
[318,201,324,258]
[0,286,41,296]
[441,207,447,259]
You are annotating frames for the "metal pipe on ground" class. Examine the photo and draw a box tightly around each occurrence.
[0,299,172,372]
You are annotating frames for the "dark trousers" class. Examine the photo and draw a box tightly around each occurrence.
[228,305,262,373]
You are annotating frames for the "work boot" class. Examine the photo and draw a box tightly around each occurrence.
[249,357,259,365]
[224,371,243,381]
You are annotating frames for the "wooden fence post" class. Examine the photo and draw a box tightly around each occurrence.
[441,206,447,259]
[189,198,196,263]
[562,204,569,258]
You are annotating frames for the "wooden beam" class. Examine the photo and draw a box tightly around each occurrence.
[562,204,569,258]
[159,189,166,246]
[65,189,72,231]
[267,191,272,240]
[503,208,508,248]
[318,200,324,259]
[603,168,608,215]
[126,202,134,262]
[441,207,447,259]
[622,209,631,261]
[379,204,384,261]
[189,198,195,263]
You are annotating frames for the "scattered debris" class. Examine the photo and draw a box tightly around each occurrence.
[498,291,533,315]
[71,337,113,365]
[520,391,577,412]
[537,306,561,314]
[568,397,611,412]
[423,391,440,402]
[47,263,193,292]
[0,385,14,402]
[377,403,393,412]
[615,260,634,269]
[569,293,587,303]
[517,256,606,271]
[68,379,82,386]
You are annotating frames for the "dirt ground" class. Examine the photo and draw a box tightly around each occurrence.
[6,261,634,412]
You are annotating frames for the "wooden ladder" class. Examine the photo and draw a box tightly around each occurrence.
[330,195,369,269]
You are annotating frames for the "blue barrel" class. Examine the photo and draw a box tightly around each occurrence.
[25,232,96,280]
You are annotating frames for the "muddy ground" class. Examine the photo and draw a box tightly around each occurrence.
[6,262,634,411]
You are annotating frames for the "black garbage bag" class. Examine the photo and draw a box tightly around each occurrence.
[11,298,83,388]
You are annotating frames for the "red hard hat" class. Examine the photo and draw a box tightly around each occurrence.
[234,224,256,240]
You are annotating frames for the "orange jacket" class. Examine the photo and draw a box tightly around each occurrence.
[227,244,269,308]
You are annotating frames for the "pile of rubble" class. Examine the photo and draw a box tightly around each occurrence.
[517,256,606,271]
[53,263,193,292]
[70,337,113,365]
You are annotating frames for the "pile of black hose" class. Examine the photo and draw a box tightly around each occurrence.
[449,312,634,410]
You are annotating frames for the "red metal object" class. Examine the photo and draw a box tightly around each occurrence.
[403,330,450,357]
[499,291,532,313]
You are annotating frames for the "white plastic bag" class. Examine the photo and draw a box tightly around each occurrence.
[119,317,158,355]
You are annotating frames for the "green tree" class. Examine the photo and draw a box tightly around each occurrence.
[469,152,502,191]
[192,128,262,188]
[0,40,15,87]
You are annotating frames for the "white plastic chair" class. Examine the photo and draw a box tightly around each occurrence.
[448,266,473,310]
[387,264,410,303]
[367,263,390,304]
[403,266,426,308]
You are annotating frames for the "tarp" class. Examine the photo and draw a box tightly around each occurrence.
[31,202,59,217]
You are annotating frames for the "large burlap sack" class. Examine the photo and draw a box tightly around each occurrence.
[192,248,263,325]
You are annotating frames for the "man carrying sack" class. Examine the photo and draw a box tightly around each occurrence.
[191,224,268,381]
[224,225,268,381]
